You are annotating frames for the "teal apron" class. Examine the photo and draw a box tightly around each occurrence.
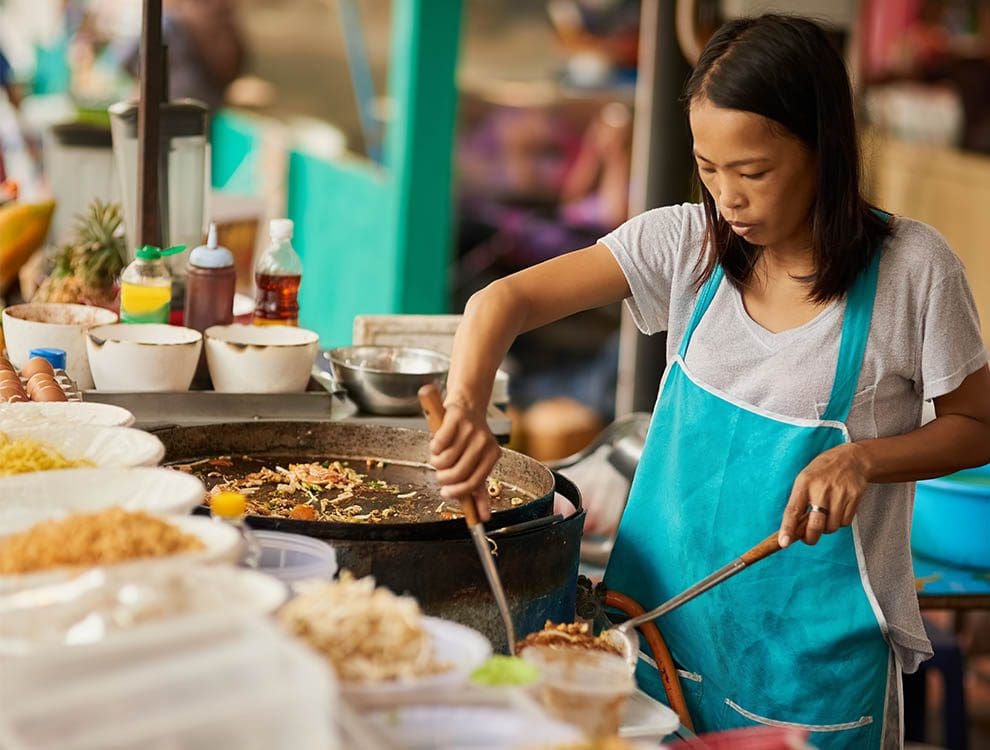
[604,250,892,748]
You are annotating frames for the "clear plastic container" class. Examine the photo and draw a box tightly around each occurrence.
[0,615,340,750]
[209,492,262,568]
[521,645,635,738]
[255,530,337,583]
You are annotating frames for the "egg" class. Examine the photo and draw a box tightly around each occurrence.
[33,383,67,402]
[0,384,28,402]
[20,357,55,379]
[25,373,57,398]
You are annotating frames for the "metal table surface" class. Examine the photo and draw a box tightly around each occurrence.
[83,389,512,441]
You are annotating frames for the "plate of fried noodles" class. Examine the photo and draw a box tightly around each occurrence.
[277,573,491,702]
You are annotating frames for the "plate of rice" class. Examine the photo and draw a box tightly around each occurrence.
[0,511,241,592]
[0,468,206,535]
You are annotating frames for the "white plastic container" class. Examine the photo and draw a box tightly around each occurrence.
[0,615,340,750]
[255,530,337,583]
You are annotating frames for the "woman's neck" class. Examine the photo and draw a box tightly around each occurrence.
[759,244,814,279]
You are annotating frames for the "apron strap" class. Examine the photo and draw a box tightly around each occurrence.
[677,263,724,359]
[821,213,889,423]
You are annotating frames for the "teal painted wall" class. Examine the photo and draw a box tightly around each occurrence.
[211,0,463,348]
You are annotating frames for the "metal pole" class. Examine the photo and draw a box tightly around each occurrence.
[137,0,163,247]
[615,0,694,416]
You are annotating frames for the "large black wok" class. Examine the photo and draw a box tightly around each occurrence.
[157,421,555,540]
[154,422,585,651]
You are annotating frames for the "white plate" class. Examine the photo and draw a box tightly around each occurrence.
[0,468,206,535]
[0,516,242,593]
[0,402,135,428]
[342,617,493,703]
[0,425,164,471]
[363,703,583,749]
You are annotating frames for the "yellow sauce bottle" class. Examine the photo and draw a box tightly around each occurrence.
[119,244,185,324]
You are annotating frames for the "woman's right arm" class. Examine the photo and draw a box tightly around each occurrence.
[429,242,632,516]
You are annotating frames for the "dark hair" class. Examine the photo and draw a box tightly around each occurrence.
[684,14,891,302]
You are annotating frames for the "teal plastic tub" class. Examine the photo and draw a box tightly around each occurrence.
[911,464,990,569]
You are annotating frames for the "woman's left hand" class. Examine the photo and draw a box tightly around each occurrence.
[778,443,872,548]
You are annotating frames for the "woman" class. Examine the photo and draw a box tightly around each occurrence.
[429,14,990,748]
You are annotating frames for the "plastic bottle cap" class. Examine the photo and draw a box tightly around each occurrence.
[28,348,67,370]
[211,491,247,518]
[136,244,187,261]
[189,223,234,268]
[269,219,294,240]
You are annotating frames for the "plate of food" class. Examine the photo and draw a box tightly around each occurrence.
[0,468,206,535]
[0,511,241,592]
[0,425,164,475]
[277,573,492,703]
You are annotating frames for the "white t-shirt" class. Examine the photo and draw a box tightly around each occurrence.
[600,203,987,675]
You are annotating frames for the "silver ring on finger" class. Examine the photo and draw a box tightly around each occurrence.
[807,504,830,517]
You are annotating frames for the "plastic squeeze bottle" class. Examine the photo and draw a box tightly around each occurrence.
[120,245,185,324]
[253,219,302,326]
[184,223,236,332]
[210,491,262,568]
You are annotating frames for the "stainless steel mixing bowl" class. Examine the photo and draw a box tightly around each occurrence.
[324,346,450,415]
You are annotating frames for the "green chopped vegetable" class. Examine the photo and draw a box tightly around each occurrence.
[469,656,540,687]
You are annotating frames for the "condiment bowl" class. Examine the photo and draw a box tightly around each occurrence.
[324,346,449,415]
[205,324,319,393]
[86,324,202,392]
[1,303,118,389]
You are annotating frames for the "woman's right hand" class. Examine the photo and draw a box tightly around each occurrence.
[428,401,502,521]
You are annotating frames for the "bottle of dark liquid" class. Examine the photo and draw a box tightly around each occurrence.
[254,219,302,326]
[185,222,236,332]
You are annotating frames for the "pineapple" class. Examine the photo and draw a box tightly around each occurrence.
[33,200,127,307]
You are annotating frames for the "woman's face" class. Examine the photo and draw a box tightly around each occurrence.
[689,97,817,253]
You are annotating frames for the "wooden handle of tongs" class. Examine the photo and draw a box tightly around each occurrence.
[740,513,810,566]
[418,385,482,527]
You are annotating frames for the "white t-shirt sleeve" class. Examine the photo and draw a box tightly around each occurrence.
[598,204,694,335]
[916,267,987,400]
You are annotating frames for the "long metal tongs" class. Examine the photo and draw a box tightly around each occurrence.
[418,385,517,654]
[607,515,810,666]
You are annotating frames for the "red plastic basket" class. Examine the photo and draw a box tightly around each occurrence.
[668,726,811,750]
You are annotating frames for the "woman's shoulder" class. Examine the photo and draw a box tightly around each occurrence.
[883,215,965,286]
[601,203,706,260]
[623,202,706,233]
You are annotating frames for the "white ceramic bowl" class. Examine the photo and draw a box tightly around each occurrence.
[205,325,319,393]
[1,304,118,390]
[87,324,202,392]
